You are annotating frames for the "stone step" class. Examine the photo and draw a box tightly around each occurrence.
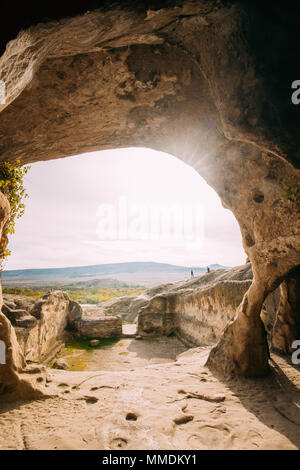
[121,333,137,339]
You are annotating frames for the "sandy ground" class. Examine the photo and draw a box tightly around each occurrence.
[0,345,299,450]
[59,335,187,371]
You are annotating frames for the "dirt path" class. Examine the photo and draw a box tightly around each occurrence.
[0,349,299,450]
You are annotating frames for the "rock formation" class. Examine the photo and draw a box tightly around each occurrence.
[0,1,299,398]
[272,266,300,355]
[97,295,149,323]
[3,291,70,363]
[137,264,279,349]
[2,292,124,363]
[73,308,122,338]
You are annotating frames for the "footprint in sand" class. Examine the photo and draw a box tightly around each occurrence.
[187,423,232,449]
[110,438,128,449]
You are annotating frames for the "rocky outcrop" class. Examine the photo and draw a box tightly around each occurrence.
[69,303,123,338]
[2,298,37,329]
[97,295,149,323]
[75,316,122,339]
[2,291,70,363]
[138,294,176,337]
[137,264,280,350]
[272,266,300,355]
[99,265,256,328]
[2,292,124,362]
[0,2,299,392]
[67,300,84,328]
[174,280,253,347]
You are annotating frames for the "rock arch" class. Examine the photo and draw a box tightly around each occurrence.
[0,1,299,398]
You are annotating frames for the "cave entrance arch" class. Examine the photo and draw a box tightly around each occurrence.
[4,146,247,371]
[0,2,299,399]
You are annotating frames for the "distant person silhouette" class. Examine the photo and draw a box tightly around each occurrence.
[206,266,210,273]
[191,269,194,278]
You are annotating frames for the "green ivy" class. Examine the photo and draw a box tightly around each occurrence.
[0,160,30,262]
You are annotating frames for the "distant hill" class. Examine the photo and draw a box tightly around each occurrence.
[2,262,229,287]
[62,278,141,289]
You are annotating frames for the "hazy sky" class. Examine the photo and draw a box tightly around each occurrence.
[5,148,246,270]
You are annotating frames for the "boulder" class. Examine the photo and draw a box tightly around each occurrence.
[52,358,68,370]
[98,295,149,323]
[2,304,37,329]
[68,300,83,327]
[75,315,122,339]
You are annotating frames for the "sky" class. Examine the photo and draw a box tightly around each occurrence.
[5,148,246,270]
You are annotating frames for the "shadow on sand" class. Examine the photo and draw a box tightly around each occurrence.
[207,352,300,449]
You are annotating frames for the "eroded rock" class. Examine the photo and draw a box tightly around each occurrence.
[6,291,71,363]
[272,266,300,355]
[75,315,122,339]
[137,264,279,351]
[52,358,68,370]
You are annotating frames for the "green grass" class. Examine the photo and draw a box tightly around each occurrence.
[64,336,120,352]
[3,286,144,304]
[50,337,121,371]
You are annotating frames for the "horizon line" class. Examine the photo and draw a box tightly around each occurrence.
[2,260,229,273]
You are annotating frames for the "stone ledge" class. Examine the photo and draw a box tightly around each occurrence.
[74,316,122,338]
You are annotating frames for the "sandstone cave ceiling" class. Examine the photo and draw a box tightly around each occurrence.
[0,0,300,169]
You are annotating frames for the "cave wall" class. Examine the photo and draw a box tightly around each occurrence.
[174,281,252,347]
[3,291,72,363]
[272,266,300,355]
[17,291,70,362]
[138,280,252,343]
[137,270,280,348]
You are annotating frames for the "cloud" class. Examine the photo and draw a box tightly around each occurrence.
[5,148,246,270]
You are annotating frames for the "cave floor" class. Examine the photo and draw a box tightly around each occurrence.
[58,335,188,372]
[0,349,299,450]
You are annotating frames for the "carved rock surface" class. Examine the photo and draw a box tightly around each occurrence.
[272,266,300,355]
[137,264,279,348]
[2,291,71,363]
[75,315,122,339]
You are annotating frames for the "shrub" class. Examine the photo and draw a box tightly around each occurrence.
[0,160,30,264]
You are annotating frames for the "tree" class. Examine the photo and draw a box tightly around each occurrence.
[0,160,30,269]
